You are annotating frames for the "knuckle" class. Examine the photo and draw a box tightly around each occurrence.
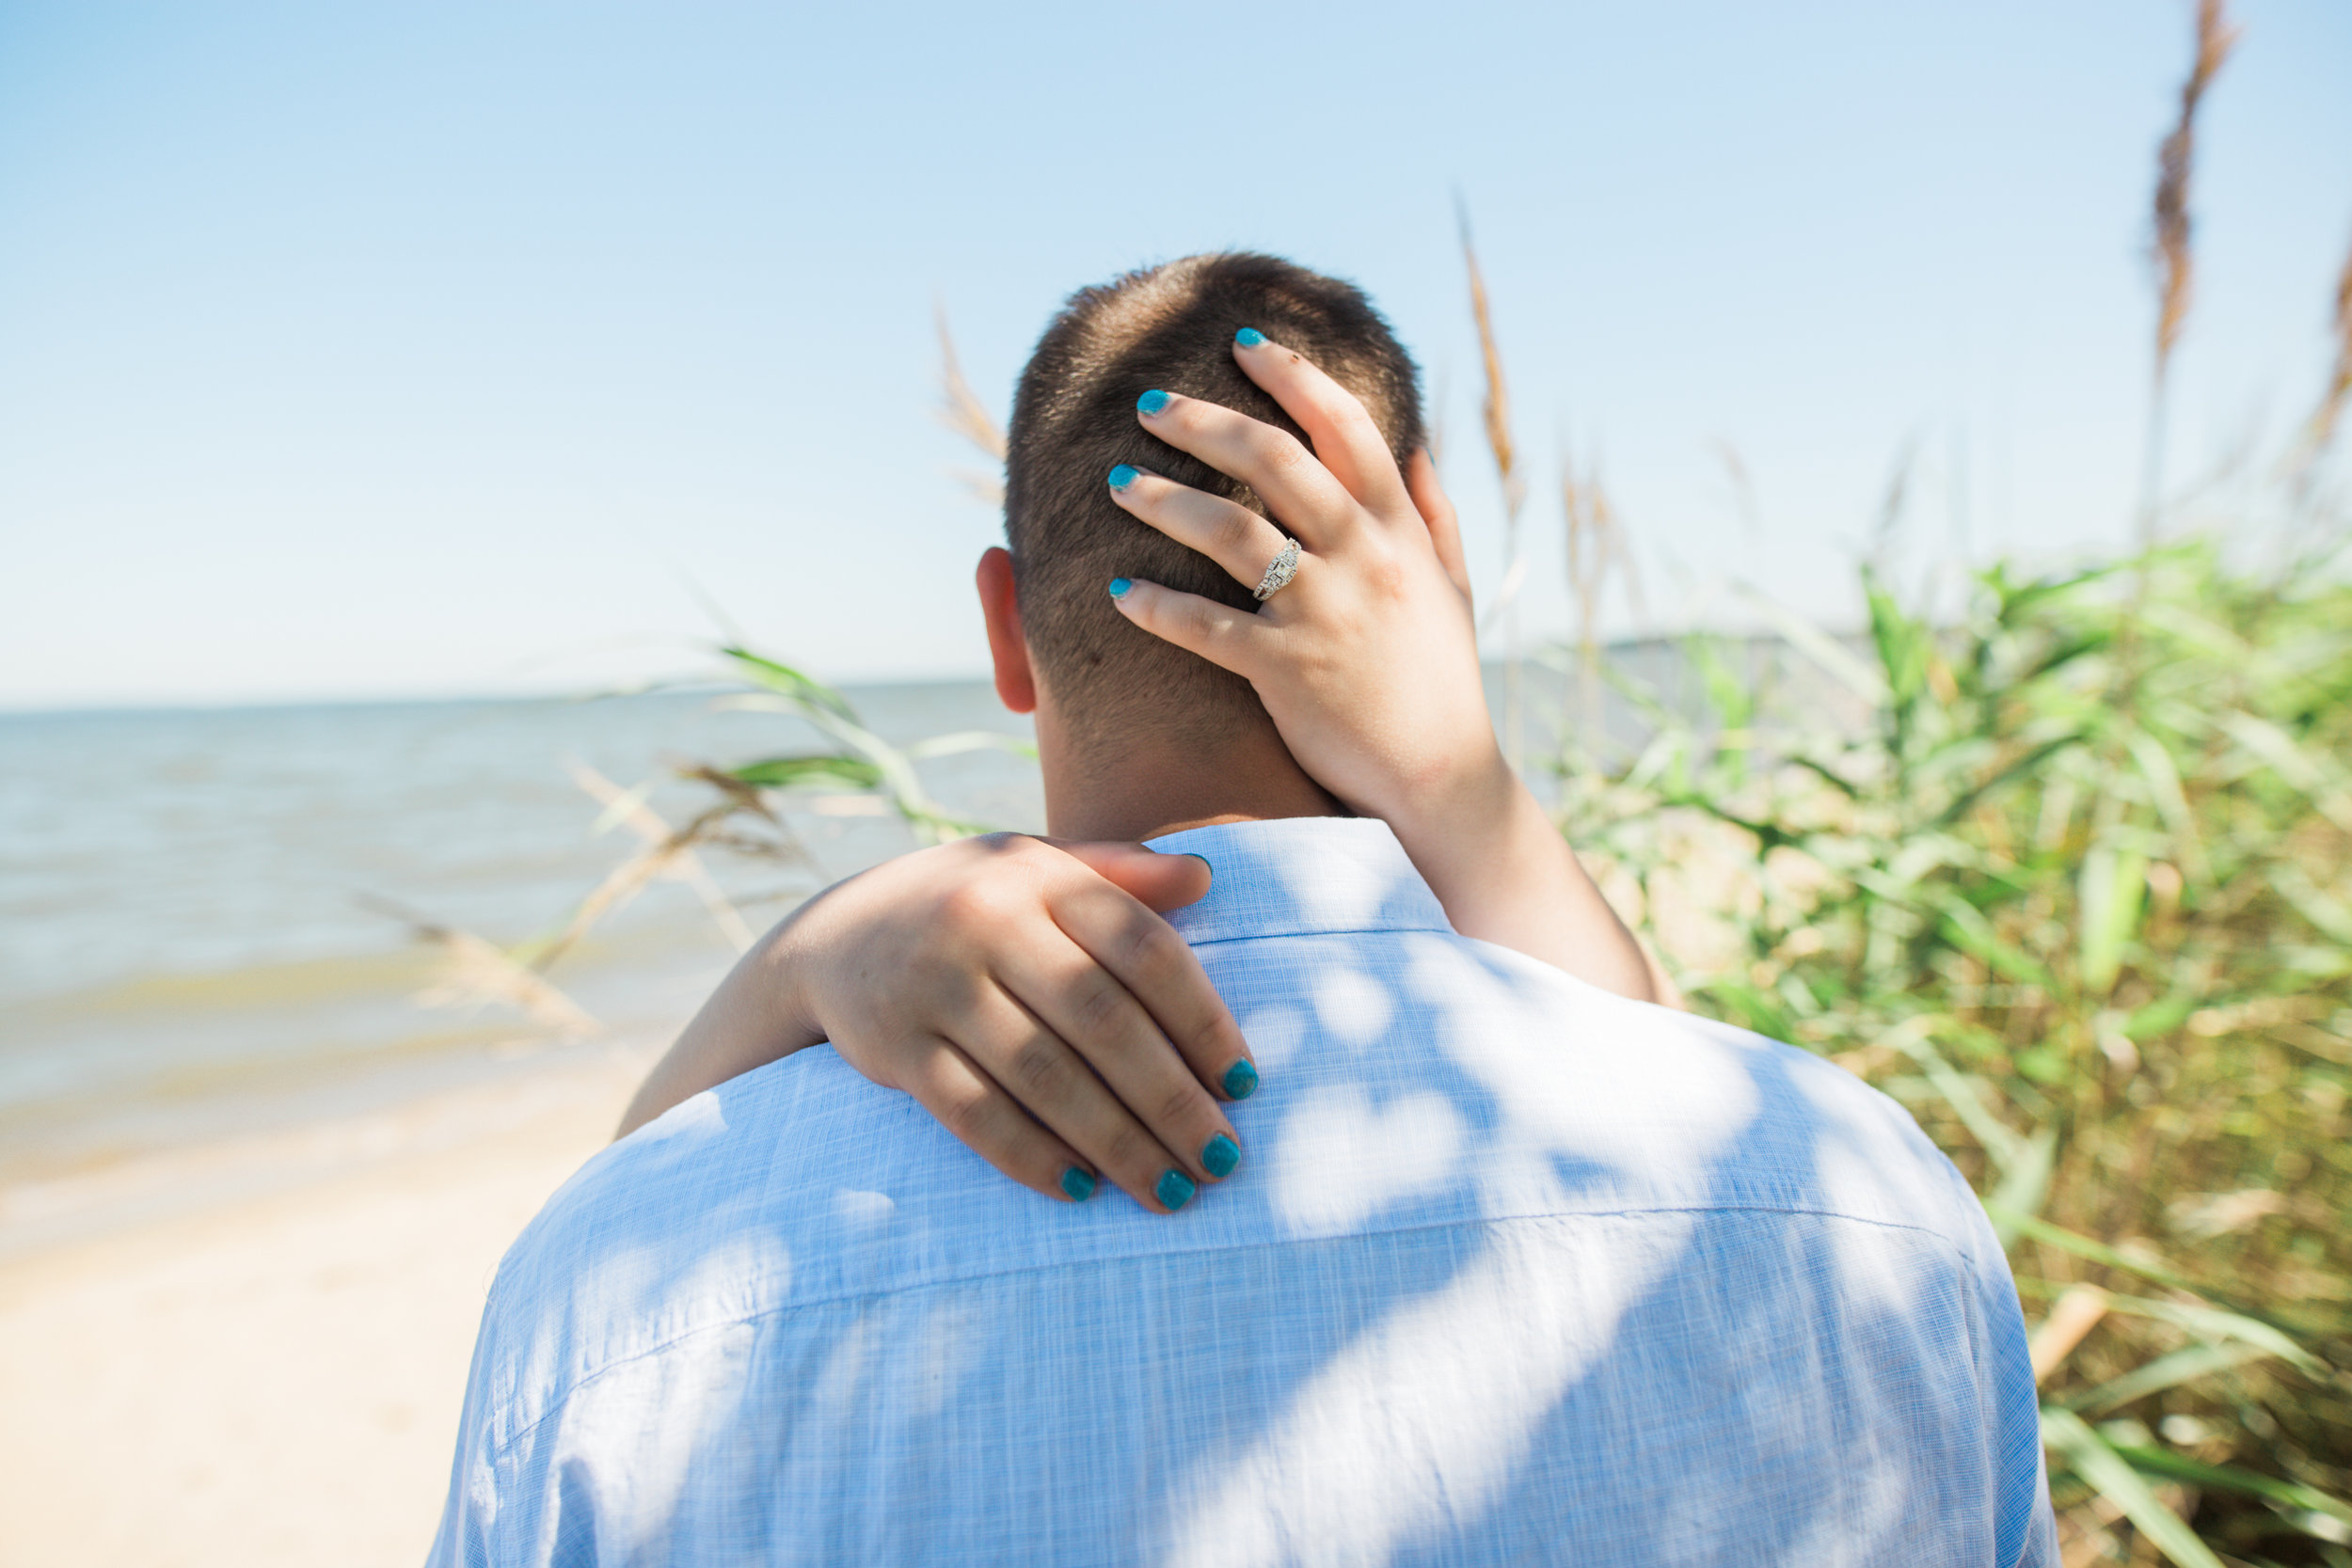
[935,1085,993,1140]
[1184,1013,1239,1061]
[1068,974,1131,1043]
[1360,548,1410,603]
[1319,394,1375,438]
[1003,832,1057,863]
[1153,1078,1203,1128]
[1212,506,1262,559]
[1109,911,1166,975]
[1100,1124,1157,1179]
[935,879,1001,927]
[1254,429,1311,479]
[1008,1036,1072,1099]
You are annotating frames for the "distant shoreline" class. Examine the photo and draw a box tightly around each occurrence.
[0,635,1813,721]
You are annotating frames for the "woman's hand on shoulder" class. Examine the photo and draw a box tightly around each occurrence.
[616,835,1256,1214]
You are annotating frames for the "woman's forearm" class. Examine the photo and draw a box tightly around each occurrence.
[615,925,820,1138]
[1387,754,1673,1006]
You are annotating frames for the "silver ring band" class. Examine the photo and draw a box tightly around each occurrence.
[1253,537,1301,601]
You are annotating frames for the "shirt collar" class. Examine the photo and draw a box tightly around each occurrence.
[1142,816,1453,947]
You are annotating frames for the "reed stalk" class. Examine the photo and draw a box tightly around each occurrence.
[2139,0,2238,550]
[2288,230,2352,491]
[1459,204,1530,770]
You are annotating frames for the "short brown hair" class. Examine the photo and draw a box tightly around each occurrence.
[1004,253,1425,745]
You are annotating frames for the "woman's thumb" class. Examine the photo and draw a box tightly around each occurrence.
[1047,840,1213,912]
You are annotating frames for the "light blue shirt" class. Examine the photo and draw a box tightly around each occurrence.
[431,817,2056,1567]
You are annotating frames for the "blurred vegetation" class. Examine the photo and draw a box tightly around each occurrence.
[1551,541,2350,1564]
[1502,6,2352,1553]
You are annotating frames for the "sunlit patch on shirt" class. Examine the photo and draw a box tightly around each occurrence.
[1271,1085,1465,1236]
[912,1298,977,1418]
[637,1085,729,1142]
[1229,1000,1311,1072]
[1308,965,1393,1050]
[1814,1146,1934,1317]
[831,1188,896,1232]
[1457,990,1758,1186]
[1263,843,1391,931]
[1165,1215,1698,1568]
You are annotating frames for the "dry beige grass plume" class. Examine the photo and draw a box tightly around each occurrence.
[1457,205,1532,764]
[936,308,1008,506]
[1561,449,1642,737]
[2151,0,2239,382]
[355,893,599,1037]
[2300,229,2352,462]
[1460,224,1520,515]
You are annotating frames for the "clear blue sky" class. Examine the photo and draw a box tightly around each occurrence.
[3,1,2346,708]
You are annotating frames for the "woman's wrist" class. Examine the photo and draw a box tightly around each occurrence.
[1382,756,1661,1003]
[1376,745,1522,887]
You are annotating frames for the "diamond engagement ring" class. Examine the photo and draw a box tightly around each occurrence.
[1253,537,1301,601]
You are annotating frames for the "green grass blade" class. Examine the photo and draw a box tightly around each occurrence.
[1730,585,1891,706]
[904,731,1039,761]
[2103,1443,2352,1529]
[1985,1127,2058,1246]
[2040,1407,2225,1568]
[724,754,887,791]
[2078,843,2147,996]
[1989,1211,2203,1297]
[2066,1341,2270,1416]
[718,645,862,724]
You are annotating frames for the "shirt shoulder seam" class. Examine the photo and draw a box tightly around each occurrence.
[479,1201,1969,1464]
[1178,921,1454,948]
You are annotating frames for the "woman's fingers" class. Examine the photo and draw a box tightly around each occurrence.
[1135,388,1355,546]
[1107,465,1295,594]
[1039,863,1258,1105]
[994,924,1243,1186]
[1230,330,1413,517]
[1106,577,1278,677]
[1406,448,1473,605]
[954,985,1212,1214]
[894,1035,1099,1205]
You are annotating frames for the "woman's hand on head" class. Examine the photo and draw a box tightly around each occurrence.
[1105,334,1668,1005]
[616,835,1257,1214]
[1107,341,1496,836]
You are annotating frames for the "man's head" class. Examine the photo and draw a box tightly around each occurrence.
[991,253,1424,754]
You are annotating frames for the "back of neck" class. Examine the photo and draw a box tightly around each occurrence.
[1034,702,1343,842]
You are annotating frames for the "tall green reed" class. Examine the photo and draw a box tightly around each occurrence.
[1523,6,2352,1556]
[1550,543,2349,1562]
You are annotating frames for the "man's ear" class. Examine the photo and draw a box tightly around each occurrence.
[976,547,1036,715]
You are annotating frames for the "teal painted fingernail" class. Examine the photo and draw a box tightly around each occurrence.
[1108,464,1139,490]
[1234,327,1265,347]
[1185,853,1213,885]
[1108,577,1133,599]
[1155,1168,1197,1212]
[1060,1166,1096,1202]
[1136,388,1172,416]
[1201,1132,1240,1180]
[1221,1059,1258,1101]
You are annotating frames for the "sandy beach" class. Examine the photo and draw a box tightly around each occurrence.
[0,1045,653,1568]
[0,688,1037,1568]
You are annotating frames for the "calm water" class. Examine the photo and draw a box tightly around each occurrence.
[0,684,1041,1196]
[0,642,1822,1222]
